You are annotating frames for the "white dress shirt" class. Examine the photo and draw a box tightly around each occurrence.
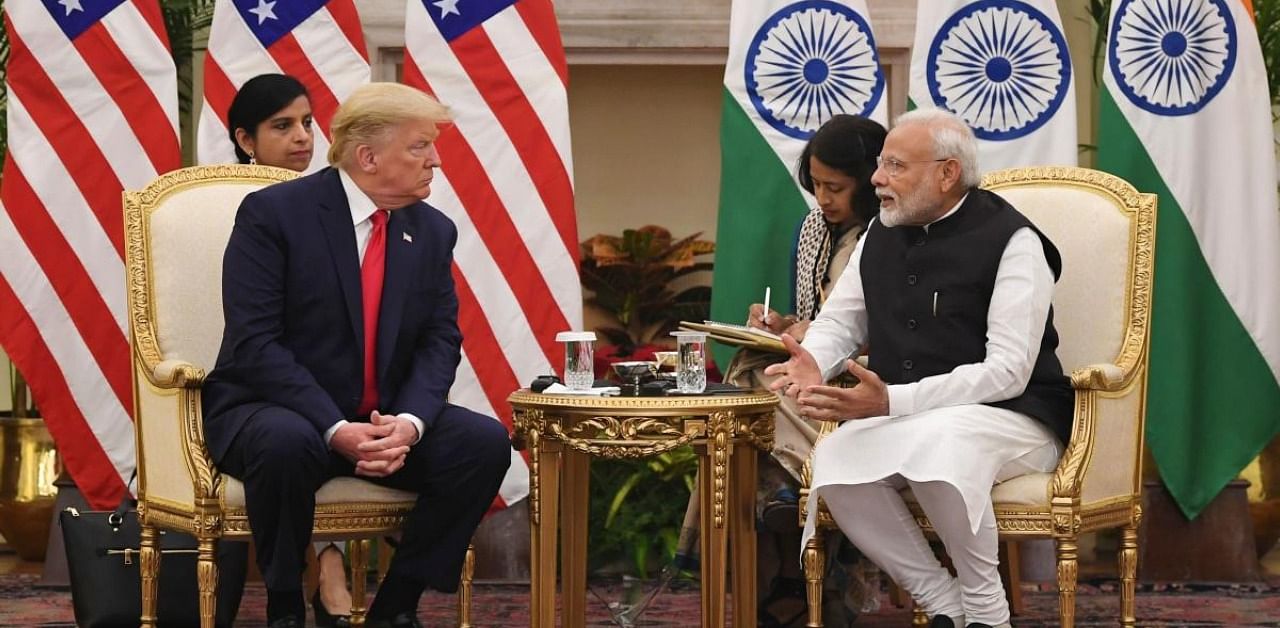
[802,195,1057,417]
[323,169,425,446]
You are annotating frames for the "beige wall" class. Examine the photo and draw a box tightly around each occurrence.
[569,65,725,243]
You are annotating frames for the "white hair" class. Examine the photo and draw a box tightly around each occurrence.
[893,108,981,188]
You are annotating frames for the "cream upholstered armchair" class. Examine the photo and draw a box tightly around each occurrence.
[123,165,476,628]
[798,166,1157,628]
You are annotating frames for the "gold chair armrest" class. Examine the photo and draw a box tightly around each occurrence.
[1070,363,1126,391]
[152,359,207,389]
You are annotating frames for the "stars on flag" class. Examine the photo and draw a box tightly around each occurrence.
[433,0,461,18]
[248,0,278,25]
[58,0,83,15]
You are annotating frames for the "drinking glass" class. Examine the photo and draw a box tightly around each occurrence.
[555,331,596,390]
[670,331,707,393]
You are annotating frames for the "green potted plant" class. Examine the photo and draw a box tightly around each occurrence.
[579,225,714,369]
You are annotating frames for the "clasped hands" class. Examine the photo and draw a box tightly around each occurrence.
[764,334,889,421]
[330,411,417,477]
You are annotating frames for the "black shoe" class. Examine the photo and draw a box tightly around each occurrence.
[966,624,995,628]
[760,488,800,533]
[930,616,959,628]
[267,616,303,628]
[311,589,352,628]
[365,611,423,628]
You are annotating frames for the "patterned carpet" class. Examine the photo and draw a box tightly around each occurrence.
[3,575,1280,627]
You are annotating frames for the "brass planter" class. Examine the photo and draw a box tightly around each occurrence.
[0,416,62,560]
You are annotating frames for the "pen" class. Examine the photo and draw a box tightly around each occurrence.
[933,291,938,317]
[763,286,771,326]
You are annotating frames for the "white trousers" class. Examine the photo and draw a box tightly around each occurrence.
[823,450,1058,626]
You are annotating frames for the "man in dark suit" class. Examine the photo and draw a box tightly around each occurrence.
[203,82,511,628]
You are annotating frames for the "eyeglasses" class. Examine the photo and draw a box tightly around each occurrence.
[875,156,950,177]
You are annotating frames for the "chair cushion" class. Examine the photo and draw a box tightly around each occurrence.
[900,472,1051,508]
[222,476,417,509]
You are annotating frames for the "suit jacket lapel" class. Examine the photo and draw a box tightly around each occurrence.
[377,208,418,381]
[315,168,364,346]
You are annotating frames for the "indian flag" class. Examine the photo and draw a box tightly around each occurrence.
[711,0,887,366]
[908,0,1078,171]
[1098,0,1280,519]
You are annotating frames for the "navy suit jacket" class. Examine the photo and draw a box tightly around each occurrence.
[202,167,462,462]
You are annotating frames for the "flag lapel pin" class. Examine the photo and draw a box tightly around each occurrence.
[403,232,413,243]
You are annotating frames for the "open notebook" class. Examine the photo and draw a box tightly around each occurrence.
[678,320,786,353]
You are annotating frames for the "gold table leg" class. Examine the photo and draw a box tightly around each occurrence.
[528,437,562,627]
[561,451,590,628]
[698,423,731,627]
[730,443,758,627]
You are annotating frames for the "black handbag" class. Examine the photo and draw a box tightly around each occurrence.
[59,499,247,628]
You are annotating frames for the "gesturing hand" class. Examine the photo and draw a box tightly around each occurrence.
[763,334,823,399]
[797,359,889,421]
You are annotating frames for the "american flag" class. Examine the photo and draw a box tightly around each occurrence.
[404,0,581,506]
[197,0,369,170]
[0,0,179,509]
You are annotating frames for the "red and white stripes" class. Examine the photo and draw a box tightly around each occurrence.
[0,0,180,509]
[404,0,580,506]
[197,0,369,170]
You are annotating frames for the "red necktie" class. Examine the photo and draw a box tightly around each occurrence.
[357,210,388,416]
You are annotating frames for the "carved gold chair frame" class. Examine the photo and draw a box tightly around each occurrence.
[124,165,475,628]
[798,166,1157,628]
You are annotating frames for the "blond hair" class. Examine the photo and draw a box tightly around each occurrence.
[328,82,452,166]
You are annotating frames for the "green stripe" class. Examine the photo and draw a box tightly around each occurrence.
[710,89,808,368]
[1098,88,1280,519]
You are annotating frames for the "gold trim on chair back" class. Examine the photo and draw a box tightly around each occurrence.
[123,164,298,514]
[981,166,1156,508]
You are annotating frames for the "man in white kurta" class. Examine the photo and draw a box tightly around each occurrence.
[766,109,1073,628]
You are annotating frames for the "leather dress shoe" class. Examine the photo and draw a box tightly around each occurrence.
[312,589,352,628]
[930,616,959,628]
[267,616,303,628]
[364,611,423,628]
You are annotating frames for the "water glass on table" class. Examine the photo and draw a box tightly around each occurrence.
[555,331,596,390]
[670,331,707,393]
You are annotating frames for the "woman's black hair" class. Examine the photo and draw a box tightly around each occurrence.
[796,114,887,226]
[227,74,310,164]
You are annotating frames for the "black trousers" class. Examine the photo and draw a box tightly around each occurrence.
[216,403,511,594]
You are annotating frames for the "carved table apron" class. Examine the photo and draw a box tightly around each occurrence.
[508,389,778,627]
